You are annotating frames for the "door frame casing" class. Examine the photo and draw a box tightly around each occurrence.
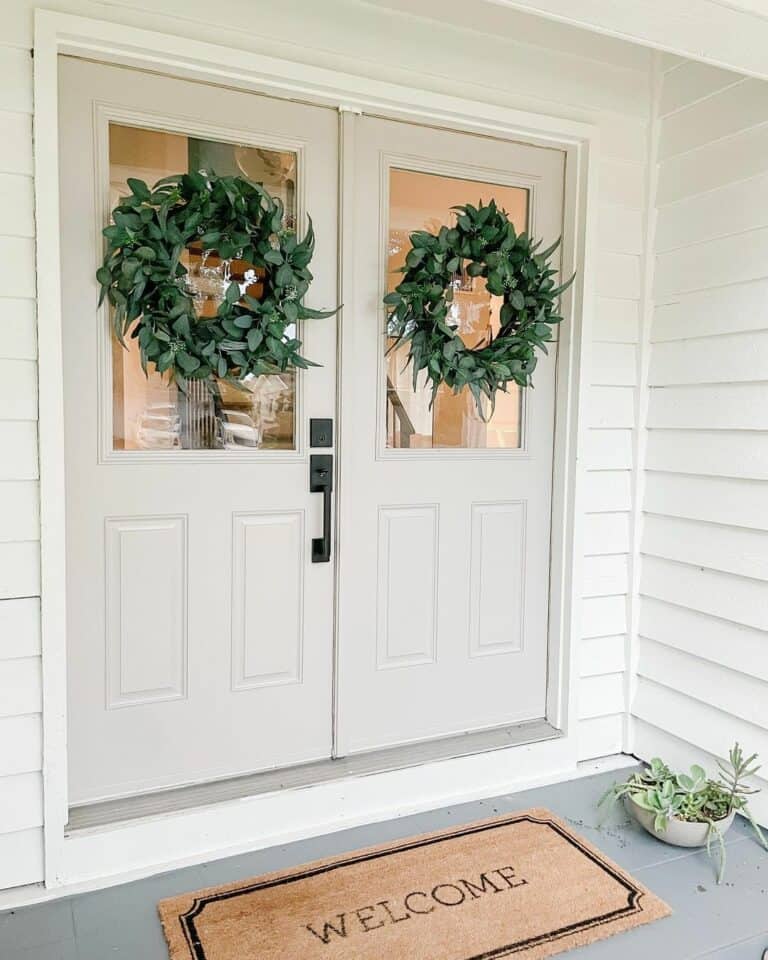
[33,9,598,892]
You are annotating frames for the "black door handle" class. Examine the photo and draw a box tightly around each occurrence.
[310,454,333,563]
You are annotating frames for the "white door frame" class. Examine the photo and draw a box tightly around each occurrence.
[32,9,598,892]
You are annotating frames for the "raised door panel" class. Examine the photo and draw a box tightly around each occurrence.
[105,515,188,707]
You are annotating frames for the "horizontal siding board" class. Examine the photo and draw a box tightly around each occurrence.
[599,158,645,209]
[0,112,32,177]
[596,252,641,300]
[0,422,38,479]
[591,342,637,386]
[656,121,768,207]
[585,429,633,471]
[640,596,768,683]
[582,595,627,639]
[648,331,768,386]
[644,472,768,530]
[0,47,32,115]
[638,638,768,730]
[0,828,43,888]
[0,175,34,239]
[580,634,626,676]
[0,297,36,359]
[0,238,35,299]
[584,470,632,513]
[598,204,643,255]
[594,297,640,343]
[647,383,768,430]
[655,229,768,299]
[643,514,768,581]
[0,359,37,420]
[0,597,41,659]
[0,481,39,543]
[656,171,768,253]
[587,386,635,429]
[578,714,624,759]
[659,60,743,117]
[598,114,648,165]
[652,278,768,341]
[0,541,40,599]
[646,429,768,480]
[0,715,42,777]
[648,330,768,386]
[578,673,625,719]
[0,657,41,718]
[583,554,629,598]
[641,555,768,632]
[658,79,765,162]
[0,772,43,835]
[632,677,768,762]
[584,512,630,556]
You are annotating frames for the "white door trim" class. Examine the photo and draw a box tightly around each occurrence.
[33,9,598,891]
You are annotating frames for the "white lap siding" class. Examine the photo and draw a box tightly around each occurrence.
[633,58,768,822]
[0,40,44,887]
[0,0,651,887]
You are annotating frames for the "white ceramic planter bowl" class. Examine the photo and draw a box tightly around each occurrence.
[626,795,735,847]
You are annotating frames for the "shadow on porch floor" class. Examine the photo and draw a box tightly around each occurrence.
[1,762,767,959]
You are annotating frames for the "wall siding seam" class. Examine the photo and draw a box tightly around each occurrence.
[637,633,768,685]
[648,424,768,432]
[642,509,768,534]
[657,114,768,165]
[649,377,768,389]
[655,163,768,210]
[634,674,768,736]
[639,552,768,585]
[638,590,768,633]
[656,76,746,122]
[656,220,768,255]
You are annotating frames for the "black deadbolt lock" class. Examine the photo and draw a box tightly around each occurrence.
[310,418,333,448]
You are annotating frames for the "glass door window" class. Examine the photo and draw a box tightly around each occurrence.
[109,123,298,451]
[385,168,529,450]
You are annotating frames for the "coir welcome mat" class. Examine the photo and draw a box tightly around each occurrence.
[159,808,670,960]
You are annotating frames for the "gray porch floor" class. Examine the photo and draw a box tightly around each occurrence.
[1,762,767,959]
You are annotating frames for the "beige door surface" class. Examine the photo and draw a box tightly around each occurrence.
[335,116,564,754]
[60,58,339,804]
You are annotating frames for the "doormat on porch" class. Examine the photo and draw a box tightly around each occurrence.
[158,808,670,960]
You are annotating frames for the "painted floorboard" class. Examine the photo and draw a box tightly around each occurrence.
[0,767,765,959]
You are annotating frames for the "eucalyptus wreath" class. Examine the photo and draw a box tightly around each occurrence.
[97,170,337,389]
[384,199,574,414]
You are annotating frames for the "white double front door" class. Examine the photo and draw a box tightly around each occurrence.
[60,59,564,805]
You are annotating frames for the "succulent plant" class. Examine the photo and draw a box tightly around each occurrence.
[598,743,767,883]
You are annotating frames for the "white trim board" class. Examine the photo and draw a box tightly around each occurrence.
[0,752,635,910]
[33,9,598,893]
[488,0,768,81]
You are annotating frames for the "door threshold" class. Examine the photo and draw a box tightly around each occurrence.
[67,719,561,832]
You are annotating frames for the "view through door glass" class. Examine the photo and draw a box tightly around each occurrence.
[386,169,528,449]
[109,123,297,451]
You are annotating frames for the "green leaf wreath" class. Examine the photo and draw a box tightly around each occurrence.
[384,199,574,415]
[97,170,338,390]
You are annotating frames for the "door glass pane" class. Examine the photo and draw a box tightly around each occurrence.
[386,168,529,450]
[108,123,297,451]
